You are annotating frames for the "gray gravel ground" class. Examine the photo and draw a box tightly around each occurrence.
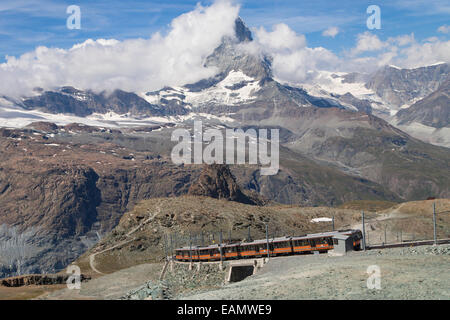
[179,245,450,300]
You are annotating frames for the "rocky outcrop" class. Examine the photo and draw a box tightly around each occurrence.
[188,164,266,205]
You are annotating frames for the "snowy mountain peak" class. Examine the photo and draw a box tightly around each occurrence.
[234,17,253,42]
[143,70,261,109]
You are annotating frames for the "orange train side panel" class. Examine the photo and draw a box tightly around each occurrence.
[240,250,258,257]
[273,247,292,253]
[224,252,239,258]
[293,245,312,251]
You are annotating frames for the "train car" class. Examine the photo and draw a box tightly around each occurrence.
[238,237,293,258]
[291,232,334,254]
[223,243,240,260]
[197,245,221,261]
[238,239,267,259]
[266,237,293,256]
[291,236,314,254]
[175,247,193,261]
[175,245,203,261]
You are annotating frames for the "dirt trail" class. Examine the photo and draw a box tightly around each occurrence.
[89,205,161,274]
[351,202,409,230]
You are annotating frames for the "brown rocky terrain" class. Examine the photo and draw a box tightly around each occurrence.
[188,164,267,205]
[0,126,201,276]
[0,122,402,277]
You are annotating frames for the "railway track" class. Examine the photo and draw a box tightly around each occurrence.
[367,238,450,250]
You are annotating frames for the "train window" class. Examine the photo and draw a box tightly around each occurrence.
[277,241,288,248]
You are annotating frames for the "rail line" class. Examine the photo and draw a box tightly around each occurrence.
[367,238,450,250]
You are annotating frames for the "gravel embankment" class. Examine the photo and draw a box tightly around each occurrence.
[121,263,227,300]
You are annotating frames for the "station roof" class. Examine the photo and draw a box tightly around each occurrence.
[333,234,351,240]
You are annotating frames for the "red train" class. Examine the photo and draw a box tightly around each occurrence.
[174,229,362,262]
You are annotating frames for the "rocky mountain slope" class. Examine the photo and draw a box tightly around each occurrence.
[396,77,450,129]
[21,87,173,118]
[0,124,400,277]
[299,64,449,147]
[366,63,449,109]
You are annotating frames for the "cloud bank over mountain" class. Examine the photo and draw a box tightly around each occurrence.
[0,0,239,97]
[0,0,449,97]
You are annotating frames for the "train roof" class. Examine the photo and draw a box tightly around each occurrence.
[292,229,359,240]
[176,242,241,251]
[240,236,292,246]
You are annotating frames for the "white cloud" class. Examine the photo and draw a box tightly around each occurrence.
[350,32,388,56]
[394,40,450,68]
[255,23,306,53]
[0,0,240,97]
[344,31,450,72]
[247,23,338,84]
[0,0,449,98]
[322,27,339,38]
[388,33,415,47]
[438,25,450,34]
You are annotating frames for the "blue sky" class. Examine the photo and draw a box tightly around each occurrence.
[0,0,449,62]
